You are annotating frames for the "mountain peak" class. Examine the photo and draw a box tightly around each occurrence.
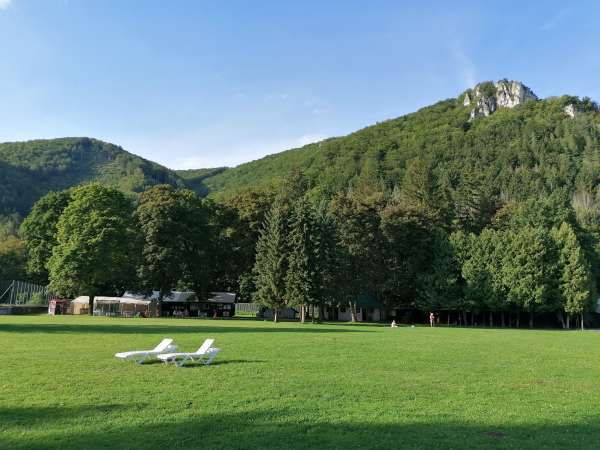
[463,79,538,120]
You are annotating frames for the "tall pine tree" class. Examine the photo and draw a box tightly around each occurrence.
[253,198,289,322]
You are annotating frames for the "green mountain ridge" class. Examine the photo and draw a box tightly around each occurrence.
[200,87,600,205]
[1,81,599,217]
[0,137,185,215]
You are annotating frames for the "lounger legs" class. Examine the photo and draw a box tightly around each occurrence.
[135,353,150,364]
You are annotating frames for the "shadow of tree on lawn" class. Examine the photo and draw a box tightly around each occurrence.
[2,405,600,449]
[0,323,372,335]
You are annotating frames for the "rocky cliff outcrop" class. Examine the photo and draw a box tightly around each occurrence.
[463,80,538,120]
[563,103,580,118]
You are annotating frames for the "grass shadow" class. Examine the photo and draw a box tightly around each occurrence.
[3,407,600,449]
[0,323,372,335]
[174,359,266,368]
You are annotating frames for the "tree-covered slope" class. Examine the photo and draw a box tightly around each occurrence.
[201,89,600,206]
[175,167,228,196]
[2,81,599,218]
[0,137,185,215]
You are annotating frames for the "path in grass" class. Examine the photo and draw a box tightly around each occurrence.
[1,316,600,449]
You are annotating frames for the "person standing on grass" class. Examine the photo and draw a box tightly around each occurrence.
[429,312,435,327]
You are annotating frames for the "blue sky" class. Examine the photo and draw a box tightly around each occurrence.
[0,1,598,169]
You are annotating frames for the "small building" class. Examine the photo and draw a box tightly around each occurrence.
[71,296,90,315]
[124,291,236,318]
[160,291,236,318]
[71,296,152,317]
[93,297,152,317]
[324,293,384,322]
[48,299,71,315]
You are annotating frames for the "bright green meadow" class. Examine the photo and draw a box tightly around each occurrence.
[1,316,600,449]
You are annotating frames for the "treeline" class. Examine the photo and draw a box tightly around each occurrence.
[2,160,598,328]
[249,170,597,328]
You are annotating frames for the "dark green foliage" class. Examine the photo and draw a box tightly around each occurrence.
[201,95,600,232]
[330,189,386,321]
[477,81,497,98]
[175,167,228,196]
[223,190,274,299]
[0,236,27,282]
[20,190,72,283]
[0,137,185,216]
[47,184,138,311]
[135,185,211,301]
[285,198,336,319]
[0,213,22,240]
[9,86,600,328]
[551,222,595,327]
[253,198,289,321]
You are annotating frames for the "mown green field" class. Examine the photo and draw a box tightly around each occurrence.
[1,316,599,449]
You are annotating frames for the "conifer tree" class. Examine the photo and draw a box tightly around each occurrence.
[253,198,288,322]
[285,198,313,322]
[552,222,595,329]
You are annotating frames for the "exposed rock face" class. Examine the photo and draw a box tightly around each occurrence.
[463,92,471,107]
[463,80,538,120]
[564,104,580,118]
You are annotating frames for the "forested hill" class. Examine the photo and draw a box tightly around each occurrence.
[2,81,599,217]
[0,137,185,215]
[200,82,600,207]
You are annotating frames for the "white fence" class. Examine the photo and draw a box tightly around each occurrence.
[235,303,261,315]
[0,280,53,305]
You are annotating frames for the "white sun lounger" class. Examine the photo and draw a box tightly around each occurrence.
[114,338,176,364]
[157,338,221,367]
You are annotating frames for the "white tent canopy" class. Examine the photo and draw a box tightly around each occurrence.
[71,296,150,306]
[123,291,235,304]
[95,296,151,306]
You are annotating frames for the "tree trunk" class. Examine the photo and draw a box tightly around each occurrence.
[350,301,357,323]
[447,312,450,326]
[318,304,325,323]
[529,311,534,328]
[300,304,306,323]
[311,304,315,323]
[558,311,565,329]
[516,312,520,328]
[462,311,467,327]
[566,314,570,329]
[581,312,584,331]
[273,309,278,323]
[88,294,95,316]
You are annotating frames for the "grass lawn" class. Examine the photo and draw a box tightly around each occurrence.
[1,316,600,449]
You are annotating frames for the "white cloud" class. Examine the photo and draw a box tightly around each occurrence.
[0,0,11,9]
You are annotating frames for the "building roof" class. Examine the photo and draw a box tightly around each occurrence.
[71,296,150,305]
[96,296,151,306]
[207,292,236,304]
[123,291,236,304]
